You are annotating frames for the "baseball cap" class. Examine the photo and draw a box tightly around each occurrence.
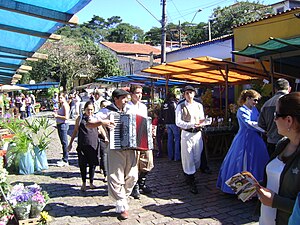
[183,85,196,92]
[112,89,129,98]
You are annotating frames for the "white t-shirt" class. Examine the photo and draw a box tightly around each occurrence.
[125,101,148,118]
[259,157,285,225]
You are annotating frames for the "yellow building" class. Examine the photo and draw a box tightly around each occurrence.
[233,8,300,81]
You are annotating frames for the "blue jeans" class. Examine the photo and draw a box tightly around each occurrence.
[166,124,181,161]
[57,123,69,162]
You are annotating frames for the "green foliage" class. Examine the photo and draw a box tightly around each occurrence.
[0,168,10,199]
[47,87,59,98]
[210,1,272,38]
[24,118,54,151]
[107,23,144,43]
[0,118,25,134]
[25,37,124,91]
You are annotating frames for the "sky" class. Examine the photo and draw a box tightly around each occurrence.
[76,0,280,32]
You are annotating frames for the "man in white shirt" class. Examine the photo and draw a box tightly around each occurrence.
[93,89,104,113]
[175,86,206,194]
[126,85,154,199]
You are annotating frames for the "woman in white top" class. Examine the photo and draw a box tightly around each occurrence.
[257,92,300,225]
[53,93,70,167]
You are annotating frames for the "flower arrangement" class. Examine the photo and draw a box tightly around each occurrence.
[7,183,50,220]
[0,202,14,225]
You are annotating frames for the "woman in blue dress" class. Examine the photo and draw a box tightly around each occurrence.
[217,89,269,194]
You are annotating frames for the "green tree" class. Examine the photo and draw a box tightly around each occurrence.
[182,22,208,44]
[57,16,125,43]
[210,1,272,39]
[107,23,144,43]
[25,38,124,91]
[145,27,161,45]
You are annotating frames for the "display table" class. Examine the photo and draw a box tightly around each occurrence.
[203,126,236,159]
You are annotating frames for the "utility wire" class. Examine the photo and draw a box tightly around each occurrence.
[135,0,161,24]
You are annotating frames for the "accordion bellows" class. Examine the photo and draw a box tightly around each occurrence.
[109,113,153,151]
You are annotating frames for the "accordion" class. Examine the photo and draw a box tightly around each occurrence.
[109,113,153,151]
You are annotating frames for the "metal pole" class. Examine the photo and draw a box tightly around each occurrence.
[161,0,167,63]
[179,20,182,48]
[225,64,229,122]
[208,20,212,41]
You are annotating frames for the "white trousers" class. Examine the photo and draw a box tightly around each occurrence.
[107,149,138,213]
[180,130,203,175]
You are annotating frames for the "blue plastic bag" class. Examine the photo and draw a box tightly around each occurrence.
[34,146,48,172]
[18,150,34,175]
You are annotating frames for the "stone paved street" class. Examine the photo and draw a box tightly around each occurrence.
[7,112,259,225]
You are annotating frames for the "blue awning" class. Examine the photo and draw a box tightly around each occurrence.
[18,81,60,90]
[0,0,92,84]
[97,74,196,86]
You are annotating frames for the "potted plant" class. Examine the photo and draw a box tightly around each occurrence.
[7,183,32,220]
[27,184,49,218]
[0,118,34,175]
[24,118,54,172]
[7,183,50,221]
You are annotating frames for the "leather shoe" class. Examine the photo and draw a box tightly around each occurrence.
[118,210,128,220]
[130,184,140,199]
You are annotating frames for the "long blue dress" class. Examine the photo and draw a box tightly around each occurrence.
[217,105,269,194]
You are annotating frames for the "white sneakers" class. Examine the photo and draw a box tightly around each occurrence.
[57,160,69,167]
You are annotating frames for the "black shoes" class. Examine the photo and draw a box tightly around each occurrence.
[185,173,198,194]
[130,184,140,199]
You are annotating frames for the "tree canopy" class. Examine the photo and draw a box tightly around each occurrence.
[57,1,272,45]
[25,38,124,91]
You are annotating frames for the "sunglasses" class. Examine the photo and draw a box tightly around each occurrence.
[274,112,288,120]
[253,99,259,103]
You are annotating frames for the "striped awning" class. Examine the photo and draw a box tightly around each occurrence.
[0,0,92,84]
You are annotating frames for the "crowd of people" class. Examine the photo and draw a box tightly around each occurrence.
[0,92,36,119]
[50,80,300,224]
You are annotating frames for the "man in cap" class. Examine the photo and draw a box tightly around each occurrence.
[258,78,291,156]
[88,88,137,220]
[175,85,206,194]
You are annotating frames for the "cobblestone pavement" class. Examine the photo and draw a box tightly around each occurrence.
[8,112,259,225]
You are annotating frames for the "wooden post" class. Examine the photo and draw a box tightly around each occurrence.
[225,64,229,122]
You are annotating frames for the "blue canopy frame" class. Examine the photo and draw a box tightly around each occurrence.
[0,0,92,84]
[97,74,197,87]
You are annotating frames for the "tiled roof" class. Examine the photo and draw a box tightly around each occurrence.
[167,34,233,54]
[233,7,300,28]
[123,55,161,63]
[100,42,161,55]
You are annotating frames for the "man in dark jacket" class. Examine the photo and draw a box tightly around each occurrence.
[258,78,291,156]
[162,93,181,161]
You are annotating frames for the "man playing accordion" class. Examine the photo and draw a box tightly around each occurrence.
[88,88,137,220]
